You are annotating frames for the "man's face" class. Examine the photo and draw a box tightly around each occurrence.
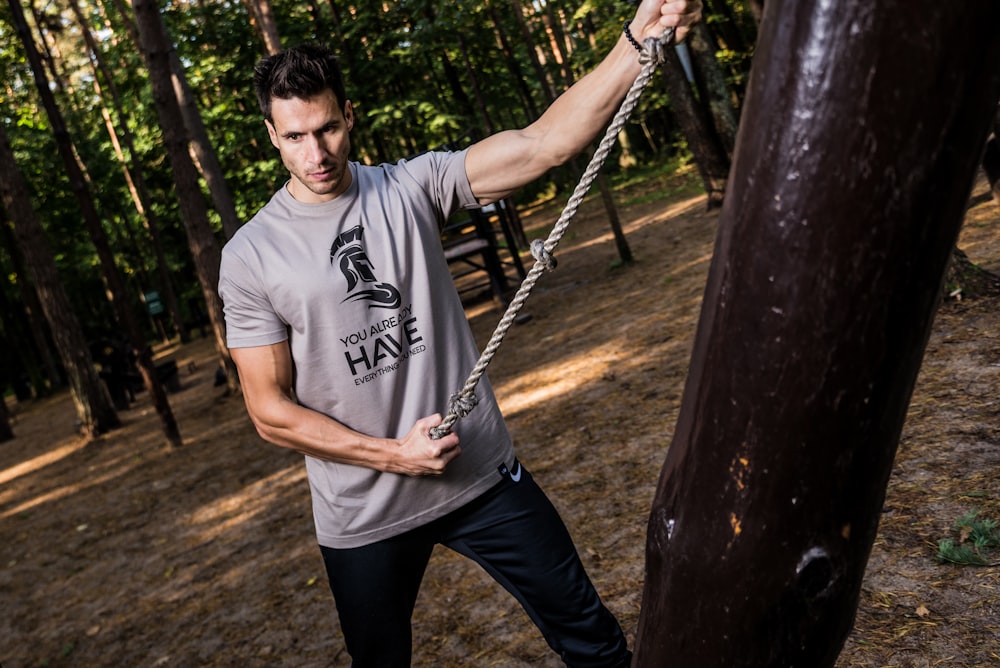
[265,88,355,204]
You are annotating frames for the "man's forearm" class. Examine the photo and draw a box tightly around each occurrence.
[246,395,461,477]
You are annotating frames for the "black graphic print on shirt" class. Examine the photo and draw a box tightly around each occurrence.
[330,225,426,383]
[330,225,402,310]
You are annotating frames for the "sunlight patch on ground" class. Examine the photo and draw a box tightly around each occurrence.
[0,447,141,520]
[185,464,306,541]
[0,437,86,489]
[562,194,706,255]
[667,251,715,279]
[493,342,623,415]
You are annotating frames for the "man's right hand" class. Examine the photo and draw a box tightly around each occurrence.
[390,414,462,476]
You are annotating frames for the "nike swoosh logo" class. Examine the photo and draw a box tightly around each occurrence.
[509,461,522,482]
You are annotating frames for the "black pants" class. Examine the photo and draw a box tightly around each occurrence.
[320,462,630,667]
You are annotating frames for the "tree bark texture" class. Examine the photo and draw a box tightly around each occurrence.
[168,48,244,241]
[132,0,238,393]
[686,22,740,159]
[0,122,121,438]
[634,1,1000,666]
[660,46,730,208]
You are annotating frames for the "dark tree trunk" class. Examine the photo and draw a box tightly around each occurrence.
[597,172,632,264]
[661,46,730,208]
[0,213,62,394]
[439,47,478,130]
[167,48,244,240]
[132,0,239,394]
[983,104,1000,206]
[982,136,1000,206]
[0,122,120,439]
[686,22,740,158]
[457,34,495,136]
[0,387,13,442]
[634,1,1000,665]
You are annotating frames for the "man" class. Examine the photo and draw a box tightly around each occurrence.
[219,1,702,665]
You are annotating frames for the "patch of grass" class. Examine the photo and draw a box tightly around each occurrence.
[937,509,1000,566]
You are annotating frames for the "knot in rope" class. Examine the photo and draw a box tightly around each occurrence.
[530,239,558,271]
[448,391,479,417]
[429,391,478,439]
[639,27,675,67]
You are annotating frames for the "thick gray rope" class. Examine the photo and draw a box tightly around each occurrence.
[431,28,675,440]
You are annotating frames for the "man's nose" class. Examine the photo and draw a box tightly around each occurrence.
[305,135,327,162]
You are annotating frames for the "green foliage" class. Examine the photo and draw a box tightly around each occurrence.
[937,510,1000,566]
[0,0,757,380]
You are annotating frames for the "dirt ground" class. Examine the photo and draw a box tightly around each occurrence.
[1,169,998,667]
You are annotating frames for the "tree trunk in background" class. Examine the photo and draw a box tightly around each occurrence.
[8,0,182,447]
[486,0,540,121]
[982,105,1000,207]
[634,1,1000,665]
[0,385,13,442]
[325,0,389,164]
[686,22,740,159]
[0,261,48,397]
[661,46,730,208]
[541,2,573,89]
[133,0,239,394]
[69,0,191,343]
[597,173,632,265]
[68,0,189,343]
[457,34,494,135]
[0,214,62,394]
[508,0,556,106]
[244,0,282,55]
[439,48,477,130]
[167,48,244,240]
[108,0,243,241]
[0,122,121,439]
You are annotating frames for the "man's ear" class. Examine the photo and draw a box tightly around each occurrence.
[264,119,279,148]
[344,100,355,131]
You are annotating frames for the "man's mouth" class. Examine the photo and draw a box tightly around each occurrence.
[309,165,335,179]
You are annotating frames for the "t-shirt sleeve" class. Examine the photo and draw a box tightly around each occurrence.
[447,148,479,211]
[400,149,479,219]
[218,243,289,349]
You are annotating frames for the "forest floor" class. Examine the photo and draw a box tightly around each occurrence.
[1,168,999,667]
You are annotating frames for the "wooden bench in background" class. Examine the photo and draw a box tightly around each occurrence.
[442,201,526,306]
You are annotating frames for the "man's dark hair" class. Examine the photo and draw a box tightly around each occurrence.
[253,44,348,122]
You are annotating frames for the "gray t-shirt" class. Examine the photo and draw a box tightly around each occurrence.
[219,150,515,548]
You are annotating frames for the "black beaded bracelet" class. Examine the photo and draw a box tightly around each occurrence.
[623,20,643,53]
